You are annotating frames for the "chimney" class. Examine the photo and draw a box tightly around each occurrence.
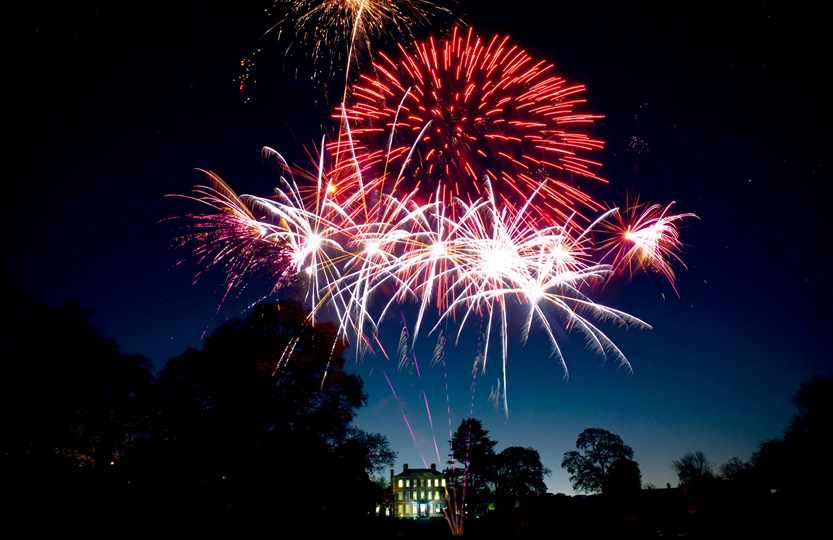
[403,463,409,472]
[430,463,437,472]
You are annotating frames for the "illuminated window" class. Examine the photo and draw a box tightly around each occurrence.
[398,504,403,516]
[405,479,410,487]
[398,479,403,488]
[434,490,439,500]
[397,492,403,501]
[441,478,446,487]
[420,491,425,499]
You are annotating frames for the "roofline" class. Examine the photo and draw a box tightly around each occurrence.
[393,469,444,476]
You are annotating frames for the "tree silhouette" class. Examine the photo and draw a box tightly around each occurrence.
[3,296,394,530]
[561,428,634,494]
[750,376,832,498]
[789,376,833,439]
[343,429,397,476]
[3,295,154,521]
[604,457,642,497]
[672,451,713,487]
[450,418,497,516]
[719,457,752,482]
[143,301,394,524]
[784,376,832,484]
[4,299,153,467]
[494,446,549,508]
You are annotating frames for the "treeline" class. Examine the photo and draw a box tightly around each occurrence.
[457,378,833,537]
[2,294,394,532]
[673,375,833,497]
[659,375,833,535]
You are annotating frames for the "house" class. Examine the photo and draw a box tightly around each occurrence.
[389,463,447,518]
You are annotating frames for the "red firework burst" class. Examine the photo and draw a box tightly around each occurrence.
[331,25,606,222]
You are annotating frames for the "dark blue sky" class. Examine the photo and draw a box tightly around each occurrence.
[15,1,831,493]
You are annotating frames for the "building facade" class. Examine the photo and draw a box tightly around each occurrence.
[390,463,447,518]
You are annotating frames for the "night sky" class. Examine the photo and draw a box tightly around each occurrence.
[15,2,832,494]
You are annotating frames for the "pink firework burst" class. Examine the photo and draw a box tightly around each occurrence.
[600,200,698,294]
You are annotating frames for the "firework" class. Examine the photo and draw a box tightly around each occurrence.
[417,181,650,413]
[600,200,698,293]
[173,143,653,416]
[237,51,259,104]
[333,25,606,223]
[169,171,293,304]
[173,29,696,419]
[266,0,453,78]
[171,143,358,323]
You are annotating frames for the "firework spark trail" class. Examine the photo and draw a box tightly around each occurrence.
[438,351,453,446]
[403,412,429,469]
[442,338,484,532]
[382,370,429,468]
[319,333,344,389]
[382,368,400,400]
[396,313,425,377]
[435,352,461,532]
[450,365,479,533]
[273,336,301,376]
[431,331,445,367]
[397,321,409,369]
[489,378,502,411]
[409,334,424,379]
[422,390,443,467]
